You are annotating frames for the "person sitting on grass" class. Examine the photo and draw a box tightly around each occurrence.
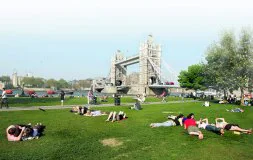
[6,125,26,141]
[150,114,184,128]
[215,118,252,134]
[101,95,108,102]
[226,108,244,113]
[106,111,127,122]
[203,101,210,107]
[184,113,204,140]
[219,99,228,104]
[197,118,224,135]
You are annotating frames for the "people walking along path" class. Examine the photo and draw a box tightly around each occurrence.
[0,100,199,112]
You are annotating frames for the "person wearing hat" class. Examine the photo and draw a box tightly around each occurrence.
[1,88,9,108]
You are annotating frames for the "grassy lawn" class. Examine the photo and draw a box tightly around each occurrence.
[0,102,252,160]
[7,96,191,107]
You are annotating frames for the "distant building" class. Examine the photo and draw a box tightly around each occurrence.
[0,81,5,90]
[12,72,18,87]
[11,72,25,87]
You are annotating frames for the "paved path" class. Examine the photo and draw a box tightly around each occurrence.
[0,100,199,112]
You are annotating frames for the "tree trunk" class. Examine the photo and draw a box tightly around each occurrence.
[223,89,227,100]
[240,87,244,106]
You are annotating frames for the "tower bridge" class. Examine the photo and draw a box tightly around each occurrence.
[100,35,179,95]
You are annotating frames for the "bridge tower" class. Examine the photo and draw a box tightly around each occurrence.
[139,35,161,94]
[110,50,127,86]
[109,35,162,95]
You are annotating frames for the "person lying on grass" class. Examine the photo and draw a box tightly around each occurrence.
[72,106,89,115]
[70,106,88,114]
[197,118,224,135]
[106,111,127,122]
[84,110,108,116]
[150,114,184,128]
[6,123,46,141]
[226,108,244,113]
[21,123,46,141]
[215,118,252,134]
[184,113,204,140]
[70,106,107,116]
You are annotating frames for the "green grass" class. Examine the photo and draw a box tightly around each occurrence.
[0,102,252,160]
[7,96,191,107]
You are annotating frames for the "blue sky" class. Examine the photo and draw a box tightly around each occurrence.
[0,0,252,80]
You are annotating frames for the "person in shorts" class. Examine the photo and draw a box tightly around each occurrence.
[184,113,204,140]
[215,118,252,134]
[106,111,127,122]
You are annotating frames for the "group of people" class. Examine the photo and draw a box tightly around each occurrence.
[70,105,127,122]
[150,113,252,140]
[6,123,46,141]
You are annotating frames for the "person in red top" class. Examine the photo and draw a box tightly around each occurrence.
[184,113,203,140]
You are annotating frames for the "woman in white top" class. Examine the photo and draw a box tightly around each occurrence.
[197,118,224,135]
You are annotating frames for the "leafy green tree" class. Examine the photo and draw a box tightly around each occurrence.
[22,77,35,87]
[0,76,11,83]
[0,76,13,88]
[58,79,70,89]
[205,28,253,105]
[178,64,206,90]
[22,77,45,88]
[234,28,253,105]
[46,79,58,89]
[205,31,237,98]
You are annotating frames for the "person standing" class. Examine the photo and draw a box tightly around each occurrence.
[87,90,93,104]
[60,90,65,106]
[1,88,9,109]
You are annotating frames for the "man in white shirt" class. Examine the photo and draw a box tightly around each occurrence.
[1,88,9,108]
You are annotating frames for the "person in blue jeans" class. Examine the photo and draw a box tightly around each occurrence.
[197,118,224,135]
[150,114,184,128]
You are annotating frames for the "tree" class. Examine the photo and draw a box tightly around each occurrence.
[205,31,238,98]
[178,64,206,91]
[0,76,13,88]
[22,77,45,88]
[46,79,58,89]
[205,28,253,105]
[234,28,253,105]
[0,76,11,83]
[58,79,70,89]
